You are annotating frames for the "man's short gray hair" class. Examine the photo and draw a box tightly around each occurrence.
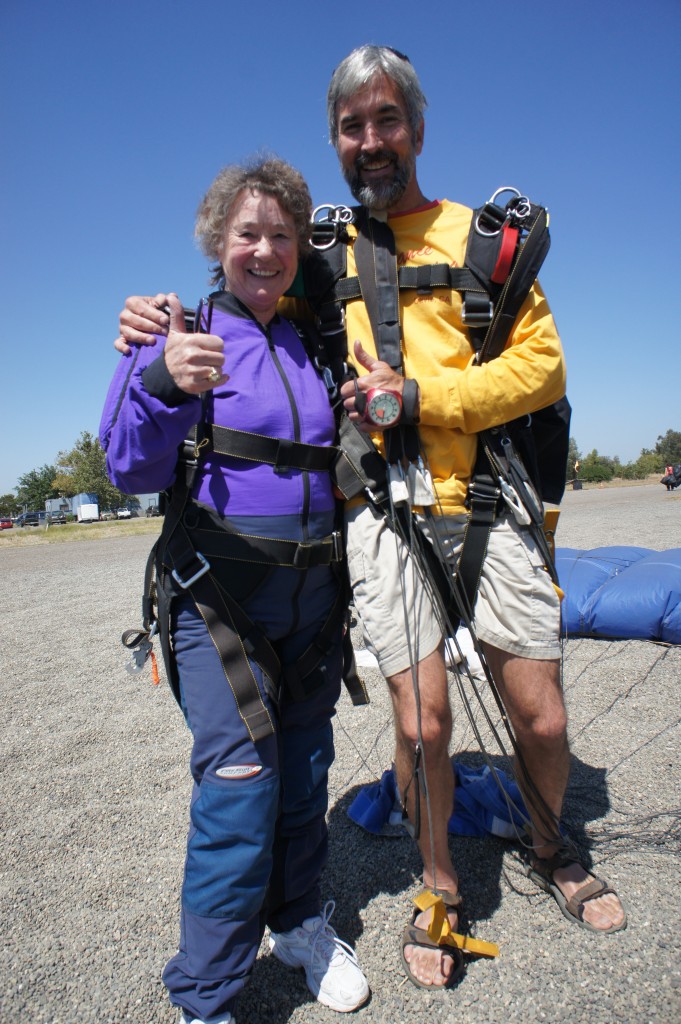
[327,45,427,148]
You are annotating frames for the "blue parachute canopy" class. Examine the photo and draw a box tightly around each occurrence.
[556,546,681,644]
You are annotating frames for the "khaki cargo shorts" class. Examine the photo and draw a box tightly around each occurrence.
[345,503,561,678]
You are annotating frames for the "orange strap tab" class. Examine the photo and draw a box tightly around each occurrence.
[414,889,500,959]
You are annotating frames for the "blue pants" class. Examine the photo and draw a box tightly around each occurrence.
[163,565,343,1020]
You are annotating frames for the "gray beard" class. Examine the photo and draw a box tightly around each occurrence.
[344,159,412,211]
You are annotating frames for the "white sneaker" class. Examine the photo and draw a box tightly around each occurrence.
[178,1012,234,1024]
[269,900,369,1012]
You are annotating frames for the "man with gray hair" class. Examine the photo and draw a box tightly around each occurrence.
[327,44,626,987]
[117,44,626,994]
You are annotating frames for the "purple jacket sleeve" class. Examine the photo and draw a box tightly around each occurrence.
[99,340,202,494]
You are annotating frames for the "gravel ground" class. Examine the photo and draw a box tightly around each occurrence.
[2,484,680,1023]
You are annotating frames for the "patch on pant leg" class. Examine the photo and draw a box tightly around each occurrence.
[215,764,263,779]
[185,774,279,917]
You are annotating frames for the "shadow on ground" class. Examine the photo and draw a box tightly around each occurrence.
[236,749,615,1022]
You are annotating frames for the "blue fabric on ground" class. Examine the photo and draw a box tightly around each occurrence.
[556,546,681,643]
[347,760,527,838]
[452,762,527,838]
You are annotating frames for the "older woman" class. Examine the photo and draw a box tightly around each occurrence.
[100,158,368,1024]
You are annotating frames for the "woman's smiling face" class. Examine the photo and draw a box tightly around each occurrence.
[220,190,299,323]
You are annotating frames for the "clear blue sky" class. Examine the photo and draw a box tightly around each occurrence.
[1,0,679,495]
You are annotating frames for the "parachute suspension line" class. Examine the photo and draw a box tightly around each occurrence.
[388,479,439,890]
[411,448,567,856]
[415,505,534,841]
[426,505,564,854]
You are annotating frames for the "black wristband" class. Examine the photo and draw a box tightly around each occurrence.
[401,378,420,425]
[142,354,195,408]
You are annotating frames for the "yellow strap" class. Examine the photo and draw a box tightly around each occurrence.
[414,890,500,959]
[543,508,564,601]
[543,508,560,561]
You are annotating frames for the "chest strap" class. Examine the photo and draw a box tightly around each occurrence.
[333,264,492,329]
[207,423,338,473]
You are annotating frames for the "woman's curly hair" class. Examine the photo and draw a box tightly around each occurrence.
[195,156,313,286]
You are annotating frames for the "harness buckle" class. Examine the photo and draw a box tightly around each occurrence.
[462,299,494,327]
[292,531,343,570]
[171,551,211,589]
[180,438,199,466]
[467,477,501,501]
[293,542,313,569]
[273,438,294,473]
[310,204,354,251]
[317,304,346,336]
[331,530,343,562]
[466,476,502,523]
[315,361,338,399]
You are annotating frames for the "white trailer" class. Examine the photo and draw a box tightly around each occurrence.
[72,493,99,523]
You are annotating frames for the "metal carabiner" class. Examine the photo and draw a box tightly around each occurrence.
[310,204,355,250]
[474,186,530,237]
[499,478,532,526]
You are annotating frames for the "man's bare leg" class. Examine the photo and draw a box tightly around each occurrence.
[387,646,461,985]
[482,644,625,931]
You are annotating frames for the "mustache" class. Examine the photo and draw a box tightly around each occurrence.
[354,150,398,171]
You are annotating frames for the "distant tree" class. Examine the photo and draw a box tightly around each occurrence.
[580,449,615,483]
[15,464,59,509]
[566,437,582,481]
[0,492,21,516]
[621,449,665,479]
[55,431,134,510]
[51,470,78,498]
[655,429,681,467]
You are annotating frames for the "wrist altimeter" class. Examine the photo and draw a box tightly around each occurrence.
[361,387,403,428]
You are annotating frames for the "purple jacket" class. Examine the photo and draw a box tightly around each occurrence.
[100,292,336,520]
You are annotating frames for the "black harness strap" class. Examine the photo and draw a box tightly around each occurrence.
[353,212,421,464]
[334,264,485,304]
[208,423,338,473]
[456,202,556,600]
[185,561,277,742]
[476,206,550,363]
[353,213,403,372]
[154,442,279,742]
[455,475,501,612]
[196,527,343,570]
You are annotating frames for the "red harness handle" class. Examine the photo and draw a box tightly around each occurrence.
[491,224,519,285]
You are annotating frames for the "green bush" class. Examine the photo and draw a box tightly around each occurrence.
[580,462,613,483]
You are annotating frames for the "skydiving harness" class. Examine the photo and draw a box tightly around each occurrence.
[123,302,368,742]
[301,190,574,900]
[301,188,571,619]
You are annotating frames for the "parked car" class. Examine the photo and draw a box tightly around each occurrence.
[47,511,67,525]
[146,504,161,517]
[100,509,117,521]
[116,507,132,519]
[0,516,13,530]
[16,511,44,527]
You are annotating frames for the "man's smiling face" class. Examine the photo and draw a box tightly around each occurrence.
[335,74,424,213]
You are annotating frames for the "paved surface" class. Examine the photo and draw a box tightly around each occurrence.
[1,484,680,1023]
